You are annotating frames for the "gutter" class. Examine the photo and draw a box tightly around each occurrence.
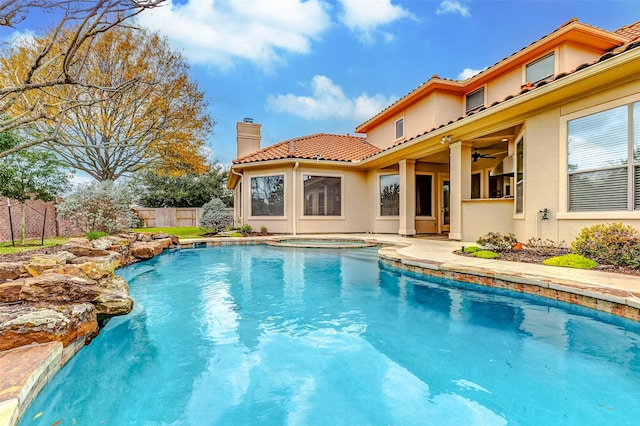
[230,168,243,225]
[292,162,299,235]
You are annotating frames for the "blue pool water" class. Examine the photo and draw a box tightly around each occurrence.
[22,245,640,425]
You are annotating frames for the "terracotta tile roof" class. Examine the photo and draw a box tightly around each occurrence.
[355,18,626,133]
[233,133,381,164]
[615,20,640,41]
[360,39,640,162]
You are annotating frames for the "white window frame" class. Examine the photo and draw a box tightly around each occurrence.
[395,117,405,141]
[249,173,286,218]
[466,87,485,113]
[301,173,344,217]
[378,172,400,218]
[525,52,555,84]
[514,135,525,216]
[562,99,639,213]
[415,172,435,219]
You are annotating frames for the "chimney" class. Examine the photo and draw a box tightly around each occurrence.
[236,118,261,158]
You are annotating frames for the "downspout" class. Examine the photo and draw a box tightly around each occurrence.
[230,168,243,226]
[292,162,299,235]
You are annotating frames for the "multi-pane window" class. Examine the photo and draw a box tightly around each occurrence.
[380,174,400,216]
[395,118,404,140]
[526,53,554,84]
[303,175,341,216]
[515,138,524,214]
[568,102,639,211]
[416,174,433,216]
[466,87,485,113]
[251,175,284,216]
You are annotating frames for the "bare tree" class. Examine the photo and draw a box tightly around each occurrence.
[0,0,165,158]
[36,25,212,181]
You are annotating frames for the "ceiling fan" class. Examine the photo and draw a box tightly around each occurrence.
[472,148,497,162]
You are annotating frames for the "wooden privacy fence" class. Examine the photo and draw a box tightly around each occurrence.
[136,208,203,228]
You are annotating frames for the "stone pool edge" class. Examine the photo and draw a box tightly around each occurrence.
[4,235,640,426]
[377,245,640,323]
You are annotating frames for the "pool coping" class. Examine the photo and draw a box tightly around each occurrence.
[2,234,640,426]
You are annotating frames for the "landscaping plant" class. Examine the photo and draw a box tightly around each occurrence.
[57,181,142,234]
[476,232,518,252]
[571,223,640,269]
[199,198,233,234]
[542,254,598,270]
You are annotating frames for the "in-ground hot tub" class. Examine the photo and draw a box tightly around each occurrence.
[266,238,376,248]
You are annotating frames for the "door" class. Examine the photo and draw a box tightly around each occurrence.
[439,175,450,233]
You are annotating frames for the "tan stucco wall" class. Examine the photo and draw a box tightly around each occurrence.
[365,92,463,150]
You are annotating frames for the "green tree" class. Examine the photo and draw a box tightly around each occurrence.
[0,130,70,244]
[134,166,233,208]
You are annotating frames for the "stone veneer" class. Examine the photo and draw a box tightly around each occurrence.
[378,247,640,323]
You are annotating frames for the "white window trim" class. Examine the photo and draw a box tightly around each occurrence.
[301,172,344,217]
[394,117,405,141]
[415,172,435,219]
[524,50,556,85]
[559,92,640,215]
[248,172,287,219]
[377,172,400,219]
[513,131,525,218]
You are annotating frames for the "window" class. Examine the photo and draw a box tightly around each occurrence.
[303,175,341,216]
[526,53,554,84]
[488,172,511,198]
[416,174,433,216]
[515,138,524,214]
[466,87,484,113]
[380,174,400,216]
[395,118,404,140]
[567,102,639,211]
[471,172,481,199]
[251,175,284,216]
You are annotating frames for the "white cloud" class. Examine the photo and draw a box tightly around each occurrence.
[1,28,36,45]
[457,67,486,80]
[337,0,414,44]
[137,0,331,69]
[266,75,396,122]
[436,1,471,17]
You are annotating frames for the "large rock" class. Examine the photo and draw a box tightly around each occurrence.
[94,275,133,315]
[0,303,98,351]
[130,241,164,259]
[0,232,174,351]
[0,261,26,283]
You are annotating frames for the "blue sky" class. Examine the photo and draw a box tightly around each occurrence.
[5,0,640,170]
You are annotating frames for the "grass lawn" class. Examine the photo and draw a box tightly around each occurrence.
[0,237,68,255]
[134,227,205,239]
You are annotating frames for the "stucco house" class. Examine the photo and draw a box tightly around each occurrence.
[227,18,640,242]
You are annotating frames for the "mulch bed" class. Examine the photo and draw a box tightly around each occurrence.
[456,248,640,277]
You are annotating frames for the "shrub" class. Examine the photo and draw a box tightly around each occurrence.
[260,225,268,234]
[240,224,253,233]
[542,254,598,270]
[459,246,482,253]
[472,250,499,259]
[86,230,107,240]
[571,223,640,268]
[524,238,567,256]
[57,181,140,234]
[199,198,233,234]
[476,232,517,252]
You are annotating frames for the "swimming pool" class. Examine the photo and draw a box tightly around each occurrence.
[22,245,640,425]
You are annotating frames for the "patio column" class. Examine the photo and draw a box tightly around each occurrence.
[449,140,472,240]
[398,159,416,236]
